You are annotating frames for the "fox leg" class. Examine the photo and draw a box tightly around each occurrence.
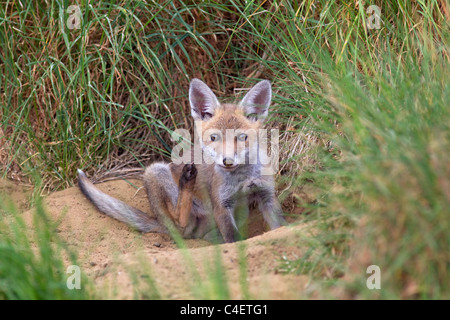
[256,190,286,229]
[144,163,179,226]
[213,205,240,243]
[144,162,197,235]
[244,179,286,230]
[234,198,250,238]
[176,164,197,228]
[212,193,241,243]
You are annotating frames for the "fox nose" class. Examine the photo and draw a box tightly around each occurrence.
[223,157,234,167]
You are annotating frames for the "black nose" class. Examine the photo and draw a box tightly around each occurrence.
[223,158,234,167]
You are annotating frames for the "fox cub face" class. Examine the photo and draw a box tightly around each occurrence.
[189,79,272,171]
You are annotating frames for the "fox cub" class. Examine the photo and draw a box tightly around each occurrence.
[78,79,286,243]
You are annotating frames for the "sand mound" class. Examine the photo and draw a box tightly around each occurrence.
[2,178,311,299]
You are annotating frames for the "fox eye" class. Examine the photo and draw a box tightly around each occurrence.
[210,134,220,142]
[237,133,248,141]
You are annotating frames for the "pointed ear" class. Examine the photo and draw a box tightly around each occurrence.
[189,78,220,121]
[239,80,272,121]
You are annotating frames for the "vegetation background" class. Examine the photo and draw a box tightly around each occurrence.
[0,0,448,299]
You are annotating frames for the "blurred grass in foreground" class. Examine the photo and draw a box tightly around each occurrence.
[0,197,92,299]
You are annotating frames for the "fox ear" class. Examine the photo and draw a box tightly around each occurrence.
[239,80,272,121]
[189,78,220,121]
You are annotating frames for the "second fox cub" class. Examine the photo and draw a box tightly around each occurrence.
[78,79,286,243]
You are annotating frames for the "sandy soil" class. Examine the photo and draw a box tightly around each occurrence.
[1,178,313,299]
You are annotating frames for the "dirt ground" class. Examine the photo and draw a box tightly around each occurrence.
[1,178,314,299]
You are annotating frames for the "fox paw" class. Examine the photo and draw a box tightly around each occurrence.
[180,163,197,188]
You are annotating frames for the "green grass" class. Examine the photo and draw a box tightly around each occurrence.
[311,46,449,299]
[1,0,449,299]
[0,197,93,299]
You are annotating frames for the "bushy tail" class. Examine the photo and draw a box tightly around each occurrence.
[77,169,167,234]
